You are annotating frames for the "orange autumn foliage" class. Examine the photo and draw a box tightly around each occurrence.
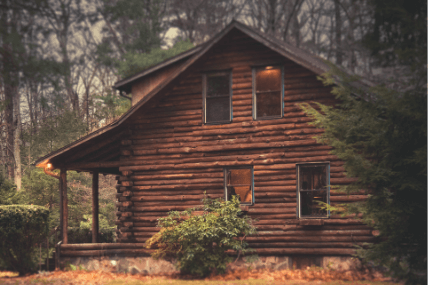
[0,268,393,285]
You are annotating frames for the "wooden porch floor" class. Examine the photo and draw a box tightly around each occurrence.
[60,243,154,257]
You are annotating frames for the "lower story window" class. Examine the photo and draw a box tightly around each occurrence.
[224,167,254,205]
[297,163,330,218]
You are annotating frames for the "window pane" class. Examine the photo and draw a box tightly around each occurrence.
[228,168,251,185]
[234,186,253,204]
[206,97,230,122]
[300,165,327,191]
[256,68,281,92]
[300,190,327,217]
[256,91,282,118]
[226,168,253,205]
[207,75,229,97]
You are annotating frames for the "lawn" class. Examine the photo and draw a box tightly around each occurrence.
[0,268,400,285]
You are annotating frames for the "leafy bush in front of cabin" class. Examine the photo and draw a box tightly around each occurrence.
[146,195,257,277]
[0,205,49,275]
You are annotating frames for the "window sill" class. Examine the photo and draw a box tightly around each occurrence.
[240,206,250,212]
[299,219,324,226]
[254,115,282,121]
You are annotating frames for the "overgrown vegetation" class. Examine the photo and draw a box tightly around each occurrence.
[0,205,49,275]
[117,40,195,78]
[146,196,257,277]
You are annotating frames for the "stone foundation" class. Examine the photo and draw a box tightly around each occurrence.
[60,256,177,275]
[60,255,359,274]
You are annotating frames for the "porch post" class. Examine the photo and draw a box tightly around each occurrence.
[60,169,68,244]
[92,171,99,243]
[59,173,63,241]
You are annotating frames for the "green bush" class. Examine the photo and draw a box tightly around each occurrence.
[146,195,257,277]
[0,205,49,275]
[0,172,26,205]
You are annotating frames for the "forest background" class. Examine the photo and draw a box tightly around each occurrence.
[0,0,425,278]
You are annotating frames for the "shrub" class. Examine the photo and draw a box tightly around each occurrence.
[0,205,49,275]
[0,172,26,205]
[146,195,257,277]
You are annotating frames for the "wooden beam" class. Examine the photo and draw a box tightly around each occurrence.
[59,173,63,241]
[92,171,99,243]
[60,169,68,244]
[67,160,126,169]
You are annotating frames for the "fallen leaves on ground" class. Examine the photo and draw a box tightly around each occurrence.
[0,268,394,285]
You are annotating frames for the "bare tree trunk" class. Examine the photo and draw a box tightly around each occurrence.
[2,36,17,180]
[13,91,21,190]
[334,0,342,65]
[4,82,15,180]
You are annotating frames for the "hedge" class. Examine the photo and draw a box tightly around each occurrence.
[0,205,49,275]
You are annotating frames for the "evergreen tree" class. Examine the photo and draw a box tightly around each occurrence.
[300,66,426,283]
[301,1,426,282]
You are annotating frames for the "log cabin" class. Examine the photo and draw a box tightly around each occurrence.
[35,20,375,271]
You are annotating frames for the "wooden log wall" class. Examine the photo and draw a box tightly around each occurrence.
[115,29,375,256]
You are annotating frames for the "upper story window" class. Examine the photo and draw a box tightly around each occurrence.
[252,66,284,120]
[297,163,330,218]
[202,71,232,124]
[224,167,254,206]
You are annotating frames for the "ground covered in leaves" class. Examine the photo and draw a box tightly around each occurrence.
[0,268,398,285]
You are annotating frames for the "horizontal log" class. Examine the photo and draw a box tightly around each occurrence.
[126,150,333,170]
[126,140,320,160]
[130,183,222,191]
[61,249,153,257]
[323,219,364,225]
[133,178,223,186]
[248,208,296,214]
[248,242,362,248]
[132,232,159,237]
[130,216,165,222]
[132,200,202,206]
[134,222,157,227]
[132,205,200,212]
[60,243,145,250]
[245,236,375,242]
[130,189,221,196]
[132,168,223,176]
[122,154,338,172]
[130,195,221,203]
[330,195,368,202]
[254,197,296,203]
[130,173,223,180]
[254,248,354,256]
[121,227,160,232]
[252,203,297,208]
[254,192,296,198]
[130,132,315,151]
